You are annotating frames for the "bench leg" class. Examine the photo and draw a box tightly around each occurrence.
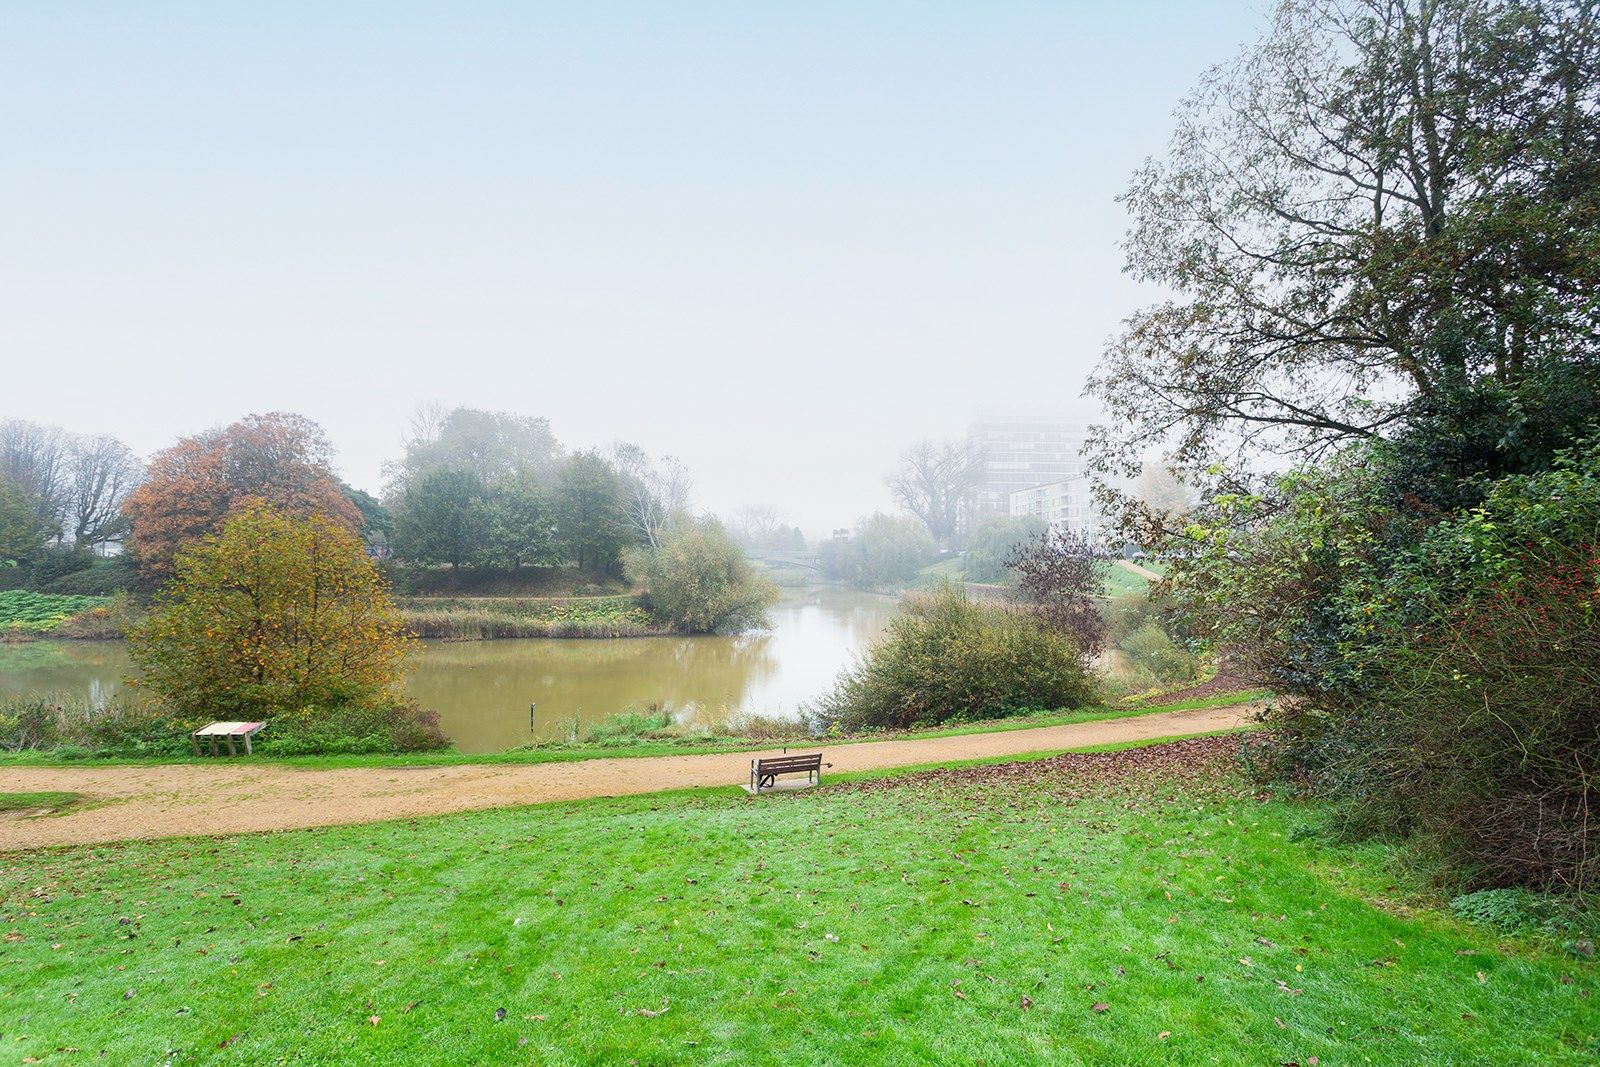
[227,735,236,757]
[191,734,200,757]
[209,736,219,757]
[243,733,253,755]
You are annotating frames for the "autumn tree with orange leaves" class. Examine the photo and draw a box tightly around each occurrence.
[128,501,411,718]
[122,412,362,579]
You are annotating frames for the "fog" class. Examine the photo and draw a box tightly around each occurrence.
[1,2,1262,534]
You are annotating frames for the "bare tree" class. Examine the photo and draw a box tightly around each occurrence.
[886,439,976,549]
[66,435,144,547]
[0,419,70,538]
[611,443,692,549]
[731,504,788,548]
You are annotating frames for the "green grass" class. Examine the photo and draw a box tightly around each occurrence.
[0,791,81,814]
[1102,563,1153,598]
[1,750,1592,1064]
[0,691,1267,770]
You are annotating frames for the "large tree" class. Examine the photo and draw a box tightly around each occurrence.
[554,451,630,574]
[123,413,362,579]
[386,406,562,497]
[392,467,489,573]
[0,475,50,562]
[887,439,977,549]
[1089,0,1600,488]
[128,501,410,718]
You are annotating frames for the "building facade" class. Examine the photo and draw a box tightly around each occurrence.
[966,414,1091,517]
[1007,475,1101,541]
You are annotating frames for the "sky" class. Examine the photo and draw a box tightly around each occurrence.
[2,1,1268,533]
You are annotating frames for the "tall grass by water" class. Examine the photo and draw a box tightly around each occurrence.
[398,595,673,640]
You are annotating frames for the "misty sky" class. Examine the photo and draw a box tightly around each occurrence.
[3,2,1265,533]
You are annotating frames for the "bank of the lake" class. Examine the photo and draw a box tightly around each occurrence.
[0,588,904,753]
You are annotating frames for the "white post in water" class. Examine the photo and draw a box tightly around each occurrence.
[529,703,536,733]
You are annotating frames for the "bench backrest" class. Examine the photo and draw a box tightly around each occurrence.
[754,753,823,775]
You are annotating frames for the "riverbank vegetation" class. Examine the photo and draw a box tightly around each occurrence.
[810,585,1096,731]
[626,517,779,635]
[399,594,665,640]
[3,737,1593,1063]
[1083,0,1600,904]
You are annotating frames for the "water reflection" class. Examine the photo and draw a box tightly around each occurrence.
[0,587,900,754]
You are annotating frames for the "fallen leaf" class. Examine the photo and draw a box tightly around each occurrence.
[1019,995,1033,1011]
[368,1015,381,1027]
[1092,1002,1109,1013]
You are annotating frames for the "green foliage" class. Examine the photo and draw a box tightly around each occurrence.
[818,514,936,589]
[0,590,108,632]
[1118,622,1198,685]
[0,474,50,561]
[811,585,1095,731]
[963,514,1045,583]
[554,451,631,574]
[0,691,446,757]
[1181,435,1600,890]
[342,481,395,546]
[627,518,780,634]
[481,473,559,571]
[394,467,489,572]
[39,555,138,596]
[253,699,447,755]
[400,595,661,639]
[1450,888,1572,937]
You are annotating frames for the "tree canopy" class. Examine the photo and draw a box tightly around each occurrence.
[1089,0,1600,484]
[123,413,361,579]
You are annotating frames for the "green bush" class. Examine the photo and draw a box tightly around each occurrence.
[252,699,447,756]
[1118,621,1199,684]
[810,585,1095,731]
[627,518,779,634]
[41,556,138,596]
[1179,435,1600,891]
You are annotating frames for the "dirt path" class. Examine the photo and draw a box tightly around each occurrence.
[0,704,1257,850]
[1114,559,1164,582]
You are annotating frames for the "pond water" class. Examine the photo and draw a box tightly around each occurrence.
[0,587,900,753]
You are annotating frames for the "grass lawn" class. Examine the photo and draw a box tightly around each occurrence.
[1,738,1592,1064]
[0,792,81,815]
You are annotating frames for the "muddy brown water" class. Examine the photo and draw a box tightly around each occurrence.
[0,588,899,753]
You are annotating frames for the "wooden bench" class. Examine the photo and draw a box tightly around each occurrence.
[745,752,827,795]
[191,721,266,756]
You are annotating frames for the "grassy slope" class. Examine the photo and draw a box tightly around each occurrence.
[0,691,1267,770]
[1,746,1592,1064]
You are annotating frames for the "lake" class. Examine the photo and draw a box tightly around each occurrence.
[0,587,900,753]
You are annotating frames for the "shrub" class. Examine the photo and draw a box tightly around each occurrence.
[1118,621,1198,684]
[41,556,139,596]
[1186,436,1600,891]
[818,515,936,589]
[809,585,1095,731]
[253,699,447,756]
[627,518,779,634]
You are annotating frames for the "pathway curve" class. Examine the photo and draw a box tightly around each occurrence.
[0,703,1258,850]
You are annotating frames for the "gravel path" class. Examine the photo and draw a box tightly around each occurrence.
[0,703,1257,850]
